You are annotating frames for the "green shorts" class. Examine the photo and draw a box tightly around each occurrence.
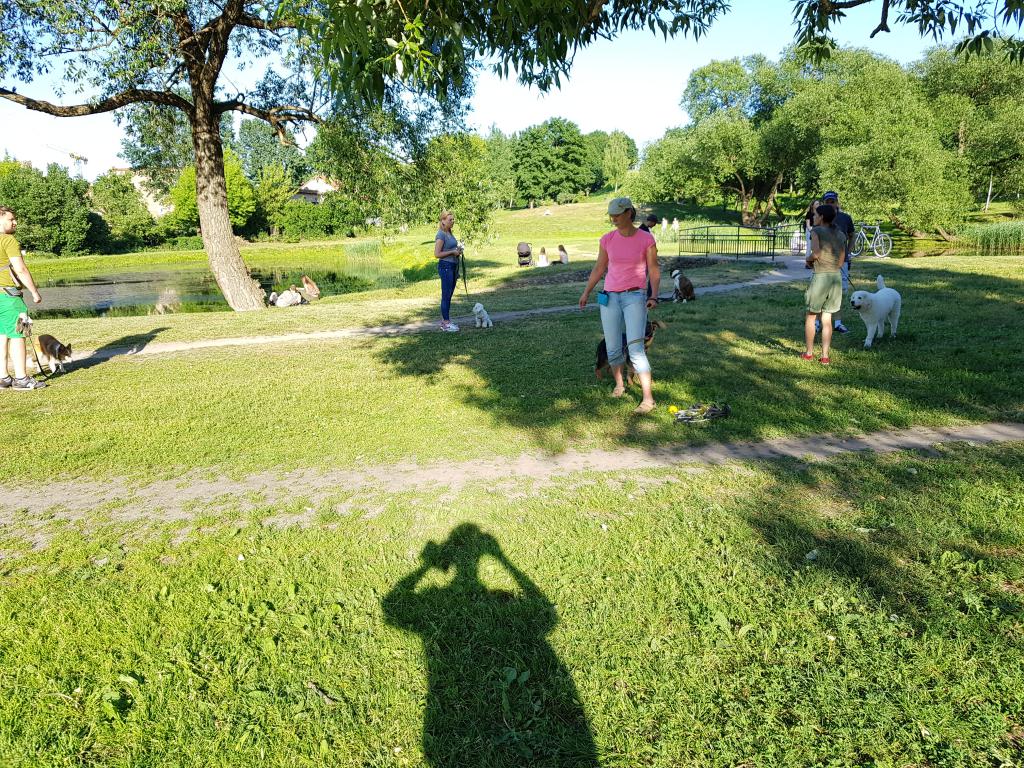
[0,293,29,338]
[805,272,843,314]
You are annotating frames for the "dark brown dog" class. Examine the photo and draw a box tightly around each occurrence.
[595,319,666,384]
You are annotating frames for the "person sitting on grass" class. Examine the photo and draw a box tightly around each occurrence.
[0,206,46,391]
[802,203,845,366]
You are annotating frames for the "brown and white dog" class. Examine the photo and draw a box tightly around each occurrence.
[32,334,73,375]
[671,269,696,302]
[594,320,666,384]
[6,321,72,375]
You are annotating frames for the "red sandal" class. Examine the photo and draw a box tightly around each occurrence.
[800,353,814,361]
[819,356,831,365]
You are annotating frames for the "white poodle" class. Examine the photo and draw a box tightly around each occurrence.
[472,302,493,328]
[849,275,902,348]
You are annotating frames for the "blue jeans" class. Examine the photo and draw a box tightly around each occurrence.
[438,260,458,321]
[599,289,651,374]
[840,259,850,292]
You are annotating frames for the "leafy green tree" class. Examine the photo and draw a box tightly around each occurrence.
[682,58,752,121]
[170,150,256,234]
[420,133,496,242]
[251,164,297,235]
[305,110,424,230]
[583,130,610,191]
[90,171,157,249]
[482,127,519,209]
[280,200,330,239]
[235,119,311,184]
[916,44,1024,206]
[623,129,691,205]
[674,56,802,223]
[119,101,235,195]
[634,46,972,232]
[279,193,360,239]
[602,131,636,193]
[813,53,971,234]
[0,160,93,254]
[515,118,592,206]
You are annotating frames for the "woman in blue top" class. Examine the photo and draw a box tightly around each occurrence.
[434,210,463,332]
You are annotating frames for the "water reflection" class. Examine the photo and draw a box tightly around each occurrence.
[32,264,408,318]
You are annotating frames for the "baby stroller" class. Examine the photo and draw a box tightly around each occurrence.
[517,242,532,267]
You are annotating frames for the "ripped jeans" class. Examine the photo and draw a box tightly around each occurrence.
[598,289,651,374]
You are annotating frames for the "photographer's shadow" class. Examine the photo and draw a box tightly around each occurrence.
[383,524,598,767]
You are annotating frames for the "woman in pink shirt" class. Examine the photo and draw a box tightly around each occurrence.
[579,197,660,415]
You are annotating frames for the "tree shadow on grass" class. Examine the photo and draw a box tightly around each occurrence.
[372,259,1023,455]
[739,443,1024,625]
[69,327,171,373]
[383,523,598,768]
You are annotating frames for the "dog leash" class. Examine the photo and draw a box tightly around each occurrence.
[16,314,51,380]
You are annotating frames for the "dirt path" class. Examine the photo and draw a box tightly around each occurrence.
[3,422,1021,532]
[69,258,810,363]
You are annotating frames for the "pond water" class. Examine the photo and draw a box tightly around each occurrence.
[32,258,410,318]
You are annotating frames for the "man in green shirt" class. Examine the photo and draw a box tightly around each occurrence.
[0,206,46,390]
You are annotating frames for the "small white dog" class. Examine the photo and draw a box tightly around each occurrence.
[849,275,902,348]
[472,302,493,328]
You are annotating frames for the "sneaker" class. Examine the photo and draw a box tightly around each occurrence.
[834,323,849,334]
[439,321,459,333]
[12,376,46,390]
[0,376,11,389]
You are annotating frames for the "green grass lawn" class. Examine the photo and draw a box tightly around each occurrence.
[2,199,1023,767]
[5,253,1021,483]
[2,444,1022,766]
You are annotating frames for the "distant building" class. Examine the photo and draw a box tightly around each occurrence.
[291,175,339,204]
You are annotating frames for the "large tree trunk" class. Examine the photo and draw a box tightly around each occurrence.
[192,103,266,311]
[739,194,758,227]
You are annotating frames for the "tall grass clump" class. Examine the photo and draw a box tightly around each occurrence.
[962,221,1024,255]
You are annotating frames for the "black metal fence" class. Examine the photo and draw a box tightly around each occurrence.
[676,224,805,261]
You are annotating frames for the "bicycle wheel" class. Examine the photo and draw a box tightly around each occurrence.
[850,231,866,258]
[873,233,892,257]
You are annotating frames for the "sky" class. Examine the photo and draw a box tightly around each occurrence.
[0,1,951,181]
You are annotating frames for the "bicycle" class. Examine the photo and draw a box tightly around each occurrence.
[850,221,892,258]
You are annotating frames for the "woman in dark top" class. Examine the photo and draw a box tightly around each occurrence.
[434,210,463,332]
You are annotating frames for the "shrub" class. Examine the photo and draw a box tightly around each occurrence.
[280,193,363,240]
[152,235,205,251]
[281,200,331,240]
